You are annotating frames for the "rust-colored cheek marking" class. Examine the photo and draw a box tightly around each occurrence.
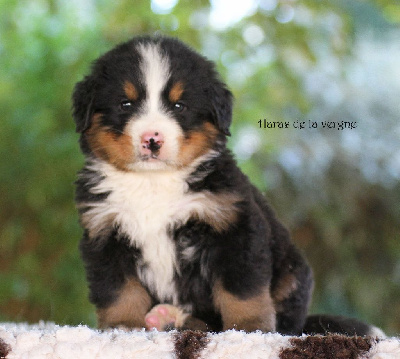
[86,115,134,171]
[124,81,139,101]
[178,122,219,167]
[169,81,184,103]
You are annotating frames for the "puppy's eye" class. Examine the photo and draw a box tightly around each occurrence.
[173,102,186,112]
[120,100,133,110]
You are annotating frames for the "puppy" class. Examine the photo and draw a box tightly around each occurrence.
[72,35,314,334]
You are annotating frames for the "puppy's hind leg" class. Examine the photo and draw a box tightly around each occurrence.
[213,280,277,332]
[272,249,313,335]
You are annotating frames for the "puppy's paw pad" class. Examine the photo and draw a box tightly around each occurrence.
[145,304,186,331]
[144,314,161,329]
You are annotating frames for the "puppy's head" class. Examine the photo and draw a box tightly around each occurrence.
[72,36,232,172]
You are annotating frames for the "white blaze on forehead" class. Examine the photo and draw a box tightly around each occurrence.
[130,41,183,171]
[137,42,170,112]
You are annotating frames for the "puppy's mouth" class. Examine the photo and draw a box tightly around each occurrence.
[133,150,176,171]
[140,153,163,162]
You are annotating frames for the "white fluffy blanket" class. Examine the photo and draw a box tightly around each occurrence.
[1,322,399,359]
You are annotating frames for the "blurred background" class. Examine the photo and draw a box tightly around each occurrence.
[0,0,399,335]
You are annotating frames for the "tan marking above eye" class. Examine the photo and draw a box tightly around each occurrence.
[124,81,139,101]
[169,81,184,103]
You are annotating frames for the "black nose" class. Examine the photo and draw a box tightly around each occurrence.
[148,138,161,153]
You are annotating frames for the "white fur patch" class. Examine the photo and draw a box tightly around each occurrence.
[81,157,221,304]
[87,161,187,303]
[137,42,169,114]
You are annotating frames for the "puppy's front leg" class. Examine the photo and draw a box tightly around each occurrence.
[213,280,276,332]
[97,277,152,329]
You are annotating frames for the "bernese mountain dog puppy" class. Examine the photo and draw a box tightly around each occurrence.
[72,35,377,336]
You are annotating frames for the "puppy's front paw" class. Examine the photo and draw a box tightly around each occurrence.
[145,304,188,331]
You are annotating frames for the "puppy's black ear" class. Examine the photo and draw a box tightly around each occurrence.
[209,82,233,136]
[72,76,96,133]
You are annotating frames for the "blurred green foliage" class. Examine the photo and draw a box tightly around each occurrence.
[0,0,399,334]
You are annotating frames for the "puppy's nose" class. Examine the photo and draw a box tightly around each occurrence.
[140,131,164,155]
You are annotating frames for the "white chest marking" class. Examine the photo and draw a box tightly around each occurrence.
[86,162,193,303]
